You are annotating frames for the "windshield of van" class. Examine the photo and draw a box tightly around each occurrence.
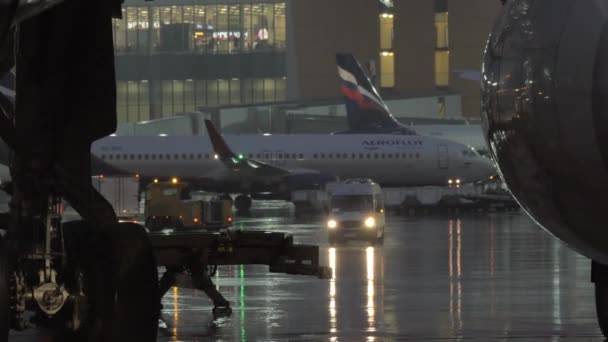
[331,195,373,212]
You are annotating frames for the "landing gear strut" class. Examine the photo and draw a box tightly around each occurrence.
[234,195,252,212]
[592,260,608,337]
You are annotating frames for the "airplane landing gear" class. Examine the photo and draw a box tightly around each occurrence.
[592,260,608,337]
[0,235,8,341]
[234,195,252,212]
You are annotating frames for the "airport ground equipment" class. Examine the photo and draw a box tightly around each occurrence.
[144,180,233,231]
[325,179,385,244]
[91,175,140,221]
[482,0,608,336]
[152,229,331,317]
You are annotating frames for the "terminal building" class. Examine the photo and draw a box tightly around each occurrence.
[113,0,500,127]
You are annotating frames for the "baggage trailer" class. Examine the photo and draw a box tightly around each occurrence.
[151,229,331,316]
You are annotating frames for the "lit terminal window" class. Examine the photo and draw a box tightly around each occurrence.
[435,12,449,49]
[380,52,395,88]
[379,13,394,50]
[435,50,450,87]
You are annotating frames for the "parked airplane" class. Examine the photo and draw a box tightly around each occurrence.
[90,119,495,210]
[335,53,489,154]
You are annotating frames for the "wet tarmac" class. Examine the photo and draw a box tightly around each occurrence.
[10,201,605,341]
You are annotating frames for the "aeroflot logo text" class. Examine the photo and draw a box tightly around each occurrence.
[362,140,423,146]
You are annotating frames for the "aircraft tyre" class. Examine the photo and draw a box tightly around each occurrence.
[110,222,159,341]
[593,260,608,337]
[60,221,159,341]
[596,281,608,337]
[0,236,9,341]
[235,195,252,212]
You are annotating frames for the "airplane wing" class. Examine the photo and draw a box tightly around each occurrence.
[204,120,291,181]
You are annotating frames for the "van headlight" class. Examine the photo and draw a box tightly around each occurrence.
[327,219,337,229]
[364,216,376,228]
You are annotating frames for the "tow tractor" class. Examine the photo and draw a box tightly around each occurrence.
[144,179,233,231]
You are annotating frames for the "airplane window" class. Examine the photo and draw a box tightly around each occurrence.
[374,153,378,159]
[351,153,356,159]
[182,154,187,160]
[159,154,164,160]
[130,154,134,160]
[144,154,149,160]
[313,154,317,159]
[381,153,385,159]
[321,153,325,159]
[123,154,128,160]
[138,154,142,160]
[151,154,156,160]
[196,154,201,159]
[205,154,210,159]
[299,153,303,159]
[359,153,363,159]
[101,154,106,160]
[248,153,253,158]
[174,154,179,160]
[416,153,420,159]
[366,154,371,159]
[189,154,194,160]
[336,154,340,159]
[394,154,399,159]
[108,155,113,160]
[116,155,121,160]
[278,153,283,159]
[328,153,333,158]
[388,153,392,159]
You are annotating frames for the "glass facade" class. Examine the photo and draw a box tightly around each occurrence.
[435,12,449,49]
[379,52,395,88]
[113,1,286,54]
[434,11,449,87]
[116,77,286,123]
[378,1,394,89]
[379,13,394,51]
[113,0,287,124]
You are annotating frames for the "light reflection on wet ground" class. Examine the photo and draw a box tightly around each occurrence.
[11,200,605,341]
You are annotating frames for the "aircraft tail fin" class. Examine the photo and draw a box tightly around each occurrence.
[204,119,236,160]
[336,53,402,131]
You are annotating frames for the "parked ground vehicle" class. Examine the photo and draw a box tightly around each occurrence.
[91,175,140,221]
[326,179,385,244]
[144,179,233,231]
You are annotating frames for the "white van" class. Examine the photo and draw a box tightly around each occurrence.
[326,179,385,244]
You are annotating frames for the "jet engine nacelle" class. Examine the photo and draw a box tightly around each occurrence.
[482,0,608,264]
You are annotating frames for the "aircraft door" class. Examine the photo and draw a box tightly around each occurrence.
[438,144,449,169]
